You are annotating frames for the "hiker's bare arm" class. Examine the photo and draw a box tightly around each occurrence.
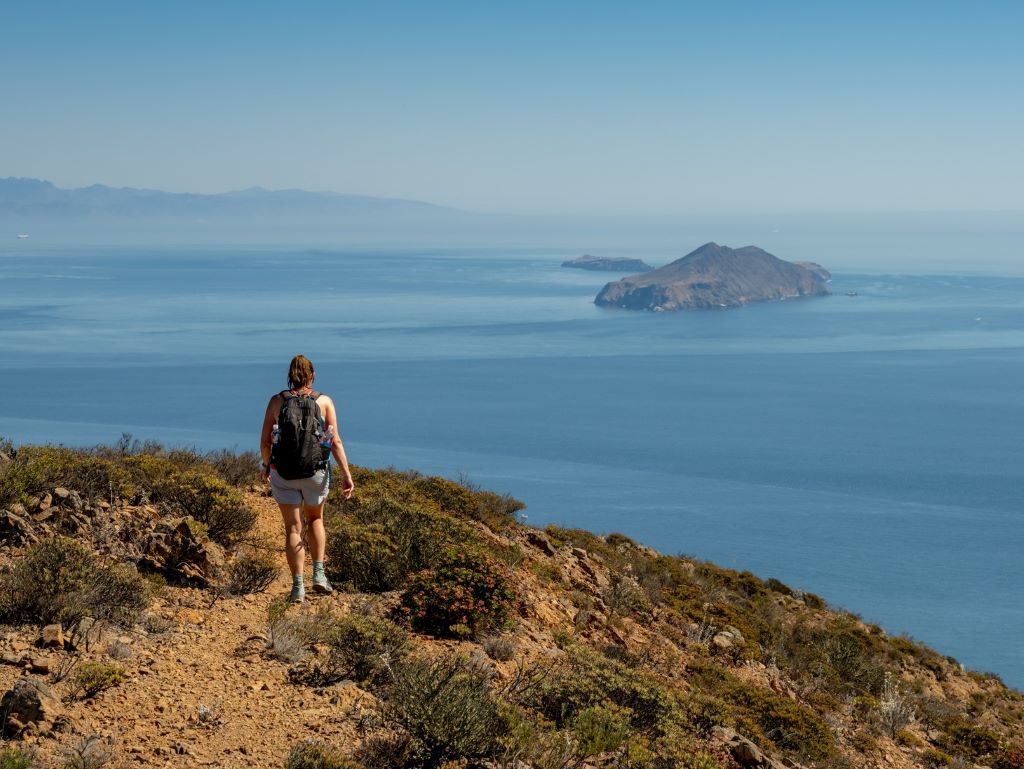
[259,395,280,472]
[319,395,355,498]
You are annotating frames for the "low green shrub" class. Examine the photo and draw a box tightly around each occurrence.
[605,532,639,550]
[629,554,682,605]
[0,536,95,624]
[994,743,1024,769]
[484,540,526,570]
[649,721,730,769]
[686,659,835,760]
[78,562,151,627]
[359,496,466,565]
[940,720,1000,760]
[679,692,733,736]
[73,662,125,698]
[602,573,653,618]
[544,525,618,562]
[226,550,280,595]
[0,446,134,506]
[58,734,110,769]
[285,740,360,769]
[922,747,954,767]
[0,747,35,769]
[155,469,256,545]
[916,695,962,729]
[399,546,516,638]
[294,613,409,688]
[354,735,413,769]
[530,560,564,586]
[490,713,567,769]
[696,563,769,601]
[568,704,632,759]
[731,684,834,760]
[967,669,1006,686]
[0,536,151,628]
[327,467,523,533]
[849,729,878,752]
[120,453,183,494]
[481,634,517,662]
[381,654,507,768]
[533,644,679,731]
[326,495,468,592]
[896,729,925,748]
[205,448,262,487]
[889,634,949,680]
[775,617,886,698]
[328,614,409,685]
[412,475,524,531]
[325,519,403,591]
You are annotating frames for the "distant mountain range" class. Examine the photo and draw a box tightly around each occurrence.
[0,177,466,222]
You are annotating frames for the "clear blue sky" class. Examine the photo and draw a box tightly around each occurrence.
[2,1,1022,214]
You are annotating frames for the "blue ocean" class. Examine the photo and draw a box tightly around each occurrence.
[1,238,1022,687]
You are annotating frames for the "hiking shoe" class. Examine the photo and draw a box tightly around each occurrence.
[312,576,334,595]
[288,585,306,604]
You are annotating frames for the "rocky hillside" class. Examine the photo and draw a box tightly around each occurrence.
[1,440,1022,769]
[594,243,830,311]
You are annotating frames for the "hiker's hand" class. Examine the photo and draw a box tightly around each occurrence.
[341,476,355,499]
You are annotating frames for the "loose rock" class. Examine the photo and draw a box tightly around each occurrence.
[41,624,64,648]
[526,530,556,556]
[0,509,36,545]
[0,677,64,735]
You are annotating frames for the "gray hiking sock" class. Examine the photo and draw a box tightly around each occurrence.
[289,574,305,603]
[312,561,326,580]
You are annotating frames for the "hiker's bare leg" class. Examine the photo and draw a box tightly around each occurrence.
[304,502,326,562]
[279,503,304,576]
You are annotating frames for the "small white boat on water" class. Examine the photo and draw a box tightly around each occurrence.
[16,233,29,239]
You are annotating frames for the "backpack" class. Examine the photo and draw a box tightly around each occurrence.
[271,390,329,480]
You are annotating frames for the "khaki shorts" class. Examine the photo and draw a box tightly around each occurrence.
[269,467,330,507]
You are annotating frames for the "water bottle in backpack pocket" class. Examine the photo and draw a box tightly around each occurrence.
[320,424,335,464]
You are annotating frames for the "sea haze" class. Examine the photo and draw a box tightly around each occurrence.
[1,242,1022,688]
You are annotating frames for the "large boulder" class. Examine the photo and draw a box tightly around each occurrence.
[0,677,64,736]
[711,625,746,653]
[710,725,803,769]
[40,624,65,648]
[139,517,224,585]
[525,530,556,557]
[0,508,37,545]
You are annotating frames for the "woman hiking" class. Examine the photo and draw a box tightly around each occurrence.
[260,355,355,604]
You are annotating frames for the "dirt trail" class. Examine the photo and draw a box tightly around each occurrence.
[2,491,368,768]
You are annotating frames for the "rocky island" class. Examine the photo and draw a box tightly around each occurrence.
[562,254,653,272]
[594,242,830,311]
